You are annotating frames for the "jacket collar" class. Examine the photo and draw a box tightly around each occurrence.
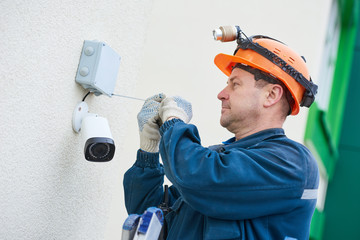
[222,128,285,148]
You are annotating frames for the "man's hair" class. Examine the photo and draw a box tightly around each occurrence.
[233,63,294,116]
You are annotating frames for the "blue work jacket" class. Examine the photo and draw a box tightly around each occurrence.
[123,119,319,239]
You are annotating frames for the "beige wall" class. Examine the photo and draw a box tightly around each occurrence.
[0,0,153,239]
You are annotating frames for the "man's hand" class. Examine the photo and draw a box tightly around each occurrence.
[137,93,166,152]
[159,96,193,123]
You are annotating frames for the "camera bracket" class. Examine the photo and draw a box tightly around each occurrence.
[72,102,97,133]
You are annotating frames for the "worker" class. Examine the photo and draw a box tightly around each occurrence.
[123,28,319,239]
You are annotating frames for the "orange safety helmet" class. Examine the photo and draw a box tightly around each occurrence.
[214,34,318,115]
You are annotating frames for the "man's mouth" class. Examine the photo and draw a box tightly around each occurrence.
[221,102,230,109]
[221,104,230,113]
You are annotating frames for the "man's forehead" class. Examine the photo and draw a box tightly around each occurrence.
[229,67,254,79]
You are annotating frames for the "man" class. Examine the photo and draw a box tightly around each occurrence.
[124,32,319,239]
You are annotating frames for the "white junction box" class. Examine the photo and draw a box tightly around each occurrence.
[75,40,121,97]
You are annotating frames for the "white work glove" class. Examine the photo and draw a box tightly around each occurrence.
[159,96,193,123]
[137,93,166,152]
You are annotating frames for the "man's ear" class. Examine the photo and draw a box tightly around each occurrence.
[263,84,283,108]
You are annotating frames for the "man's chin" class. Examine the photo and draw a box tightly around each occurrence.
[220,116,229,129]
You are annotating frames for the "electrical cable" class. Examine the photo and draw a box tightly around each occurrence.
[111,93,145,101]
[81,91,145,102]
[82,91,91,101]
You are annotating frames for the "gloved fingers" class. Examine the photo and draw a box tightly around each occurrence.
[159,96,193,123]
[171,96,193,119]
[137,93,166,129]
[137,109,159,131]
[139,93,166,114]
[143,93,166,105]
[137,93,166,152]
[139,115,162,152]
[140,123,161,152]
[147,114,161,128]
[138,101,160,118]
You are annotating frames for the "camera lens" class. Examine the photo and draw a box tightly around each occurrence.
[89,143,110,159]
[84,137,115,162]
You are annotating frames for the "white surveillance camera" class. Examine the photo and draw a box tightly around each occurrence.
[82,114,115,162]
[72,102,115,162]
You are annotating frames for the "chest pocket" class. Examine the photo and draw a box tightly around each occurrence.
[204,217,242,240]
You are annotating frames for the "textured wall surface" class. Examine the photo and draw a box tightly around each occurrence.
[0,0,153,239]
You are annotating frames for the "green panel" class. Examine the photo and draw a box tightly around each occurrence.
[325,3,358,145]
[339,50,360,148]
[320,2,360,238]
[326,0,358,144]
[307,0,360,239]
[323,27,360,238]
[339,0,358,26]
[309,209,326,240]
[305,104,336,179]
[305,0,358,179]
[322,149,360,239]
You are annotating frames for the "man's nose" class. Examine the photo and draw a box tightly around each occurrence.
[217,87,229,101]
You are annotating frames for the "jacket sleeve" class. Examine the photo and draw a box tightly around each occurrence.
[123,150,181,215]
[159,119,317,220]
[123,150,164,215]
